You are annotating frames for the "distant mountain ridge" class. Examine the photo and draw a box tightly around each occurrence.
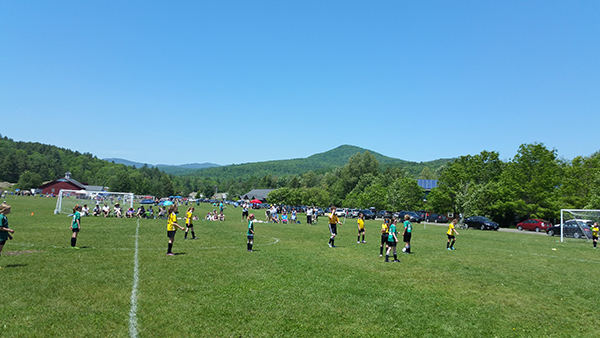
[104,158,221,172]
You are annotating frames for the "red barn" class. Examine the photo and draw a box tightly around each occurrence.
[39,172,86,195]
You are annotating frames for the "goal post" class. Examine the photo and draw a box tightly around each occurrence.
[54,189,134,215]
[559,209,600,243]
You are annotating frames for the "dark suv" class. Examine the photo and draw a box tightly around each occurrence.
[360,209,376,220]
[376,210,394,219]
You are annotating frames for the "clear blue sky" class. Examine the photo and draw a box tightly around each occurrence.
[2,1,599,165]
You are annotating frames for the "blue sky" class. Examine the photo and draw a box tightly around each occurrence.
[2,1,599,166]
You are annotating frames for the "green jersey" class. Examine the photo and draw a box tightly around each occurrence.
[388,223,397,242]
[404,220,412,233]
[0,214,9,241]
[72,211,81,229]
[247,220,254,236]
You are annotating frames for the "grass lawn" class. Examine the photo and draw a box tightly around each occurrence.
[1,196,599,337]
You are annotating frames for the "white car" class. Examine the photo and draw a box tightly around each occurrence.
[335,209,347,217]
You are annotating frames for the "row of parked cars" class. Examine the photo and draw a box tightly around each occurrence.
[514,218,596,239]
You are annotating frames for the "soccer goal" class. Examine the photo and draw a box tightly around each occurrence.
[54,189,134,215]
[558,209,600,242]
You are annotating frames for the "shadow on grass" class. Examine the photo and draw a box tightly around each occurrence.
[173,252,186,256]
[4,264,28,268]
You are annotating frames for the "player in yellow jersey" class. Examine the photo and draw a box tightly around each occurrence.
[184,207,197,240]
[166,204,185,256]
[447,219,460,250]
[592,222,599,249]
[380,217,390,257]
[328,206,343,248]
[357,213,366,244]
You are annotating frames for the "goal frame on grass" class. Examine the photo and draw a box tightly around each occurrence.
[559,209,600,243]
[54,189,134,215]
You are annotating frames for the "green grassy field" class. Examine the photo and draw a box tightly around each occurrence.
[1,196,599,337]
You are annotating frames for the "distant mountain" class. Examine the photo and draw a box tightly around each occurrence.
[182,145,453,179]
[104,158,221,174]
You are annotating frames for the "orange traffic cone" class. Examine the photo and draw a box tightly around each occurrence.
[31,212,34,216]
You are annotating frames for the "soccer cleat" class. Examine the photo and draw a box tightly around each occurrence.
[357,241,360,244]
[247,250,253,252]
[379,254,382,257]
[393,259,401,263]
[362,241,366,243]
[193,237,198,239]
[328,243,332,248]
[447,248,452,250]
[451,247,456,250]
[384,259,390,263]
[166,253,175,256]
[332,245,337,248]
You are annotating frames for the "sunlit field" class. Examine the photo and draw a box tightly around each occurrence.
[1,196,599,337]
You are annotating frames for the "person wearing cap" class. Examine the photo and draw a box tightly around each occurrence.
[247,214,255,252]
[0,203,15,268]
[70,204,82,249]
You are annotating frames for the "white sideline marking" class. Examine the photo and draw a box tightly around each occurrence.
[129,219,140,338]
[487,247,600,264]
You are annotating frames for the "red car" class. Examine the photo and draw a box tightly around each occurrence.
[516,219,552,232]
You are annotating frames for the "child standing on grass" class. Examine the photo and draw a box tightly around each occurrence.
[247,214,255,252]
[70,205,82,249]
[447,219,459,250]
[0,203,15,268]
[357,213,366,243]
[380,218,390,257]
[328,206,342,248]
[184,207,197,240]
[401,214,412,254]
[167,204,185,256]
[385,218,400,263]
[592,222,599,249]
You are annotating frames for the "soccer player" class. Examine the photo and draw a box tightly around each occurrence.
[592,222,599,249]
[0,203,15,268]
[447,218,460,250]
[70,204,82,249]
[401,214,412,253]
[247,214,255,252]
[328,206,343,248]
[385,218,400,262]
[242,203,249,222]
[166,204,185,256]
[184,207,197,240]
[357,213,366,243]
[380,218,390,257]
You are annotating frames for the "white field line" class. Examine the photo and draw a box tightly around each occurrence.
[129,219,140,338]
[487,247,600,264]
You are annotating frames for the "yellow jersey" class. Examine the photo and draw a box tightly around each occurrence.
[185,211,192,225]
[329,213,339,224]
[357,219,365,230]
[592,226,599,237]
[167,213,177,231]
[381,223,389,234]
[447,223,455,235]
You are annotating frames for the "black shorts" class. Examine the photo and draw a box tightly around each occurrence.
[186,223,193,228]
[447,234,455,240]
[387,240,397,247]
[0,240,5,245]
[167,231,176,238]
[242,211,249,217]
[329,224,337,236]
[381,234,388,244]
[247,234,254,240]
[72,228,80,233]
[358,228,365,234]
[593,236,598,240]
[403,233,412,243]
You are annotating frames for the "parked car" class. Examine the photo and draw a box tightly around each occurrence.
[376,210,394,219]
[516,219,552,232]
[463,216,499,230]
[426,213,449,223]
[317,207,324,216]
[395,211,422,223]
[335,208,347,217]
[347,209,360,218]
[360,209,376,220]
[546,219,594,239]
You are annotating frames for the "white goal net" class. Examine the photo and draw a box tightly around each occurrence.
[557,209,600,242]
[54,189,134,215]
